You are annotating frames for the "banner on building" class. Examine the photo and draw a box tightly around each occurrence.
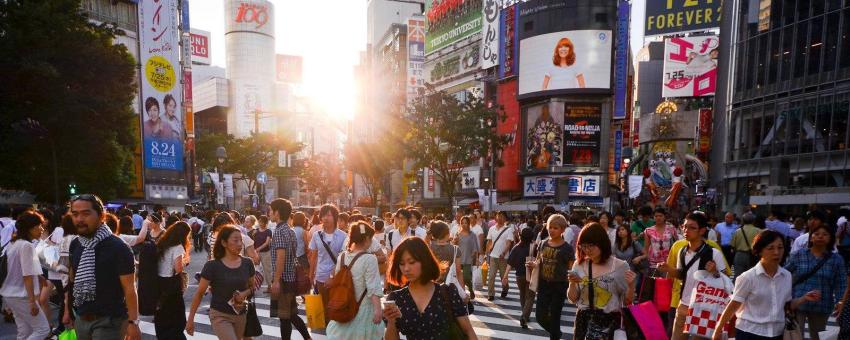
[613,0,630,119]
[462,169,480,189]
[407,16,426,104]
[614,129,623,171]
[525,102,563,170]
[480,0,500,69]
[425,0,483,54]
[698,108,713,153]
[423,44,479,84]
[644,0,721,37]
[183,70,194,138]
[518,30,612,96]
[222,174,234,198]
[427,168,435,192]
[523,174,600,197]
[139,0,184,171]
[563,104,602,168]
[498,3,518,78]
[189,29,211,65]
[662,36,719,97]
[276,54,303,83]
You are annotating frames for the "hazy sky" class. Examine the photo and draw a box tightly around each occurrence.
[189,0,367,120]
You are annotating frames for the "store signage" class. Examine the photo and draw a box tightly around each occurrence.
[613,0,630,120]
[644,0,722,37]
[662,36,719,97]
[425,45,480,83]
[189,30,210,65]
[234,2,269,29]
[425,0,483,54]
[523,174,600,197]
[480,0,500,69]
[614,130,623,171]
[498,4,518,78]
[408,16,426,103]
[698,108,712,153]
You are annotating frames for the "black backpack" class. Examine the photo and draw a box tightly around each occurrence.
[137,233,160,316]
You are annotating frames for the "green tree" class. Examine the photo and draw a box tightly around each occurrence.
[344,138,399,208]
[299,153,344,204]
[0,0,137,203]
[404,90,510,204]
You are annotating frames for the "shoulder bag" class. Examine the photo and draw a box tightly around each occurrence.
[785,252,833,340]
[445,245,467,300]
[489,226,512,259]
[438,284,468,340]
[319,232,338,264]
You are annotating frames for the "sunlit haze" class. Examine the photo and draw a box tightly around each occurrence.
[190,0,366,121]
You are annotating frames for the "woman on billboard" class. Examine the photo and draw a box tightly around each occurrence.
[542,38,586,90]
[163,94,182,139]
[143,96,178,140]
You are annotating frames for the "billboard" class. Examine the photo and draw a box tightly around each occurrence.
[480,0,500,70]
[425,0,483,54]
[189,29,211,65]
[407,16,426,104]
[498,3,519,78]
[525,102,563,170]
[518,30,612,96]
[662,36,719,97]
[563,104,602,168]
[276,55,303,83]
[613,0,629,120]
[698,108,712,153]
[645,0,721,37]
[226,0,274,35]
[424,44,480,84]
[523,174,600,197]
[139,0,184,171]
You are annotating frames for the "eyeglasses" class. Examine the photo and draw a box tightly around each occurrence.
[578,243,598,250]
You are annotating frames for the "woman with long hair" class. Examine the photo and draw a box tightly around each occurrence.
[383,237,477,340]
[713,230,824,340]
[542,37,586,90]
[155,221,192,339]
[599,211,616,247]
[568,223,636,339]
[187,225,256,339]
[0,211,51,339]
[454,215,480,299]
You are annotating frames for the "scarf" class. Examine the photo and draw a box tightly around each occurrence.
[73,225,112,307]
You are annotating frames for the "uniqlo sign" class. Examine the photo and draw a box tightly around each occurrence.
[189,29,211,65]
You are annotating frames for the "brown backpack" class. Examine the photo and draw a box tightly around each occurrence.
[325,252,368,323]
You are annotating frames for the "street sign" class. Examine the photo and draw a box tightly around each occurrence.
[257,171,267,185]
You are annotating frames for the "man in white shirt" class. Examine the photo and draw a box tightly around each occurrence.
[485,211,514,300]
[385,209,425,254]
[661,212,726,340]
[449,211,463,237]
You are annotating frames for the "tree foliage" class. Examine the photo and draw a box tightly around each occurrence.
[299,153,344,204]
[0,0,137,202]
[403,90,510,203]
[345,137,400,207]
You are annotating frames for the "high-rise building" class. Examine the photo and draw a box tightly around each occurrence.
[716,0,850,214]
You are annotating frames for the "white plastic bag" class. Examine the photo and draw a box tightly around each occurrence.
[684,270,734,338]
[613,329,627,340]
[818,329,839,340]
[472,265,483,290]
[445,247,467,300]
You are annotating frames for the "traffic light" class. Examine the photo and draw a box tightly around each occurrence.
[68,182,77,195]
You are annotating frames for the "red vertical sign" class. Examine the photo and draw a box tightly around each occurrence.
[698,108,712,153]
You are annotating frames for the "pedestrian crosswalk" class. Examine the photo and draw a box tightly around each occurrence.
[140,275,840,339]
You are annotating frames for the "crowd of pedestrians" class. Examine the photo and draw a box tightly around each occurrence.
[0,195,849,339]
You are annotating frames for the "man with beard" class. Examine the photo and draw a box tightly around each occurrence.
[63,194,140,340]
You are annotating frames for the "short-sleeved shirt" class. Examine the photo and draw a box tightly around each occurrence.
[730,224,760,252]
[386,226,426,253]
[676,245,728,306]
[69,235,135,317]
[293,225,307,257]
[487,225,515,258]
[731,262,792,337]
[271,223,297,283]
[252,228,273,252]
[572,258,629,313]
[613,241,645,272]
[785,249,848,314]
[0,240,42,298]
[538,241,575,282]
[308,228,347,283]
[158,245,185,277]
[507,243,531,277]
[714,222,740,246]
[200,257,255,315]
[630,219,654,246]
[456,232,480,265]
[387,283,468,339]
[430,243,457,283]
[645,224,678,266]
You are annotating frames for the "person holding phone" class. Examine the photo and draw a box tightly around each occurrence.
[186,225,255,340]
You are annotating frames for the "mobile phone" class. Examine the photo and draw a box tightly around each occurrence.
[382,300,397,309]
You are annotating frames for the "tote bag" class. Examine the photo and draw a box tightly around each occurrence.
[305,293,326,330]
[628,301,669,340]
[445,246,467,300]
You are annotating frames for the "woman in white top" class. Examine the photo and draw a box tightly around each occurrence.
[46,214,78,335]
[712,230,822,340]
[0,211,51,339]
[154,221,192,339]
[541,37,586,90]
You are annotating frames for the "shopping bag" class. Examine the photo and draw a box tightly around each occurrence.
[621,306,646,340]
[481,261,489,284]
[58,329,76,340]
[472,265,483,290]
[818,329,839,340]
[304,293,326,330]
[637,268,659,303]
[445,248,467,300]
[244,301,263,337]
[628,301,669,340]
[613,329,628,340]
[684,271,733,338]
[653,276,673,312]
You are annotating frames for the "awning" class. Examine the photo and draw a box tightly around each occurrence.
[457,198,479,206]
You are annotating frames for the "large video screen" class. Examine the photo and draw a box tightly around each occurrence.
[518,30,612,96]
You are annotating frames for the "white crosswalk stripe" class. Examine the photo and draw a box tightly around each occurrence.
[141,275,840,339]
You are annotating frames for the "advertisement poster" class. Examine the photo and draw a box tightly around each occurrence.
[518,30,612,96]
[139,0,184,171]
[563,104,602,168]
[276,54,303,83]
[662,36,719,97]
[644,0,721,37]
[498,3,518,78]
[614,129,623,171]
[698,108,713,153]
[407,16,426,104]
[480,0,500,69]
[425,0,483,54]
[613,0,630,120]
[525,102,563,170]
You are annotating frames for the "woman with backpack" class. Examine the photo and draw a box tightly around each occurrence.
[383,237,477,339]
[154,221,191,339]
[187,225,256,339]
[0,211,51,339]
[326,222,385,339]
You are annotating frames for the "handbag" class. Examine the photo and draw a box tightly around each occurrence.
[784,253,833,339]
[438,284,467,340]
[585,261,614,339]
[57,329,76,340]
[528,241,541,293]
[244,300,263,337]
[620,306,646,340]
[294,260,312,296]
[628,301,669,340]
[445,246,468,300]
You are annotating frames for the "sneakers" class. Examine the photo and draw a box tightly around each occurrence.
[487,296,495,301]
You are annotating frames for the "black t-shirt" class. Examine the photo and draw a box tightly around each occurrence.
[387,283,468,340]
[69,235,135,317]
[507,243,531,277]
[200,257,255,315]
[538,241,575,282]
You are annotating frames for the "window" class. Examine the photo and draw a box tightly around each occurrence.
[794,22,809,78]
[782,26,794,80]
[824,13,840,72]
[757,35,768,88]
[783,0,797,25]
[812,0,824,16]
[797,0,810,20]
[808,17,823,74]
[736,44,749,92]
[771,0,784,30]
[841,9,850,69]
[769,30,781,84]
[747,41,757,89]
[816,98,832,150]
[833,99,850,150]
[785,106,802,154]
